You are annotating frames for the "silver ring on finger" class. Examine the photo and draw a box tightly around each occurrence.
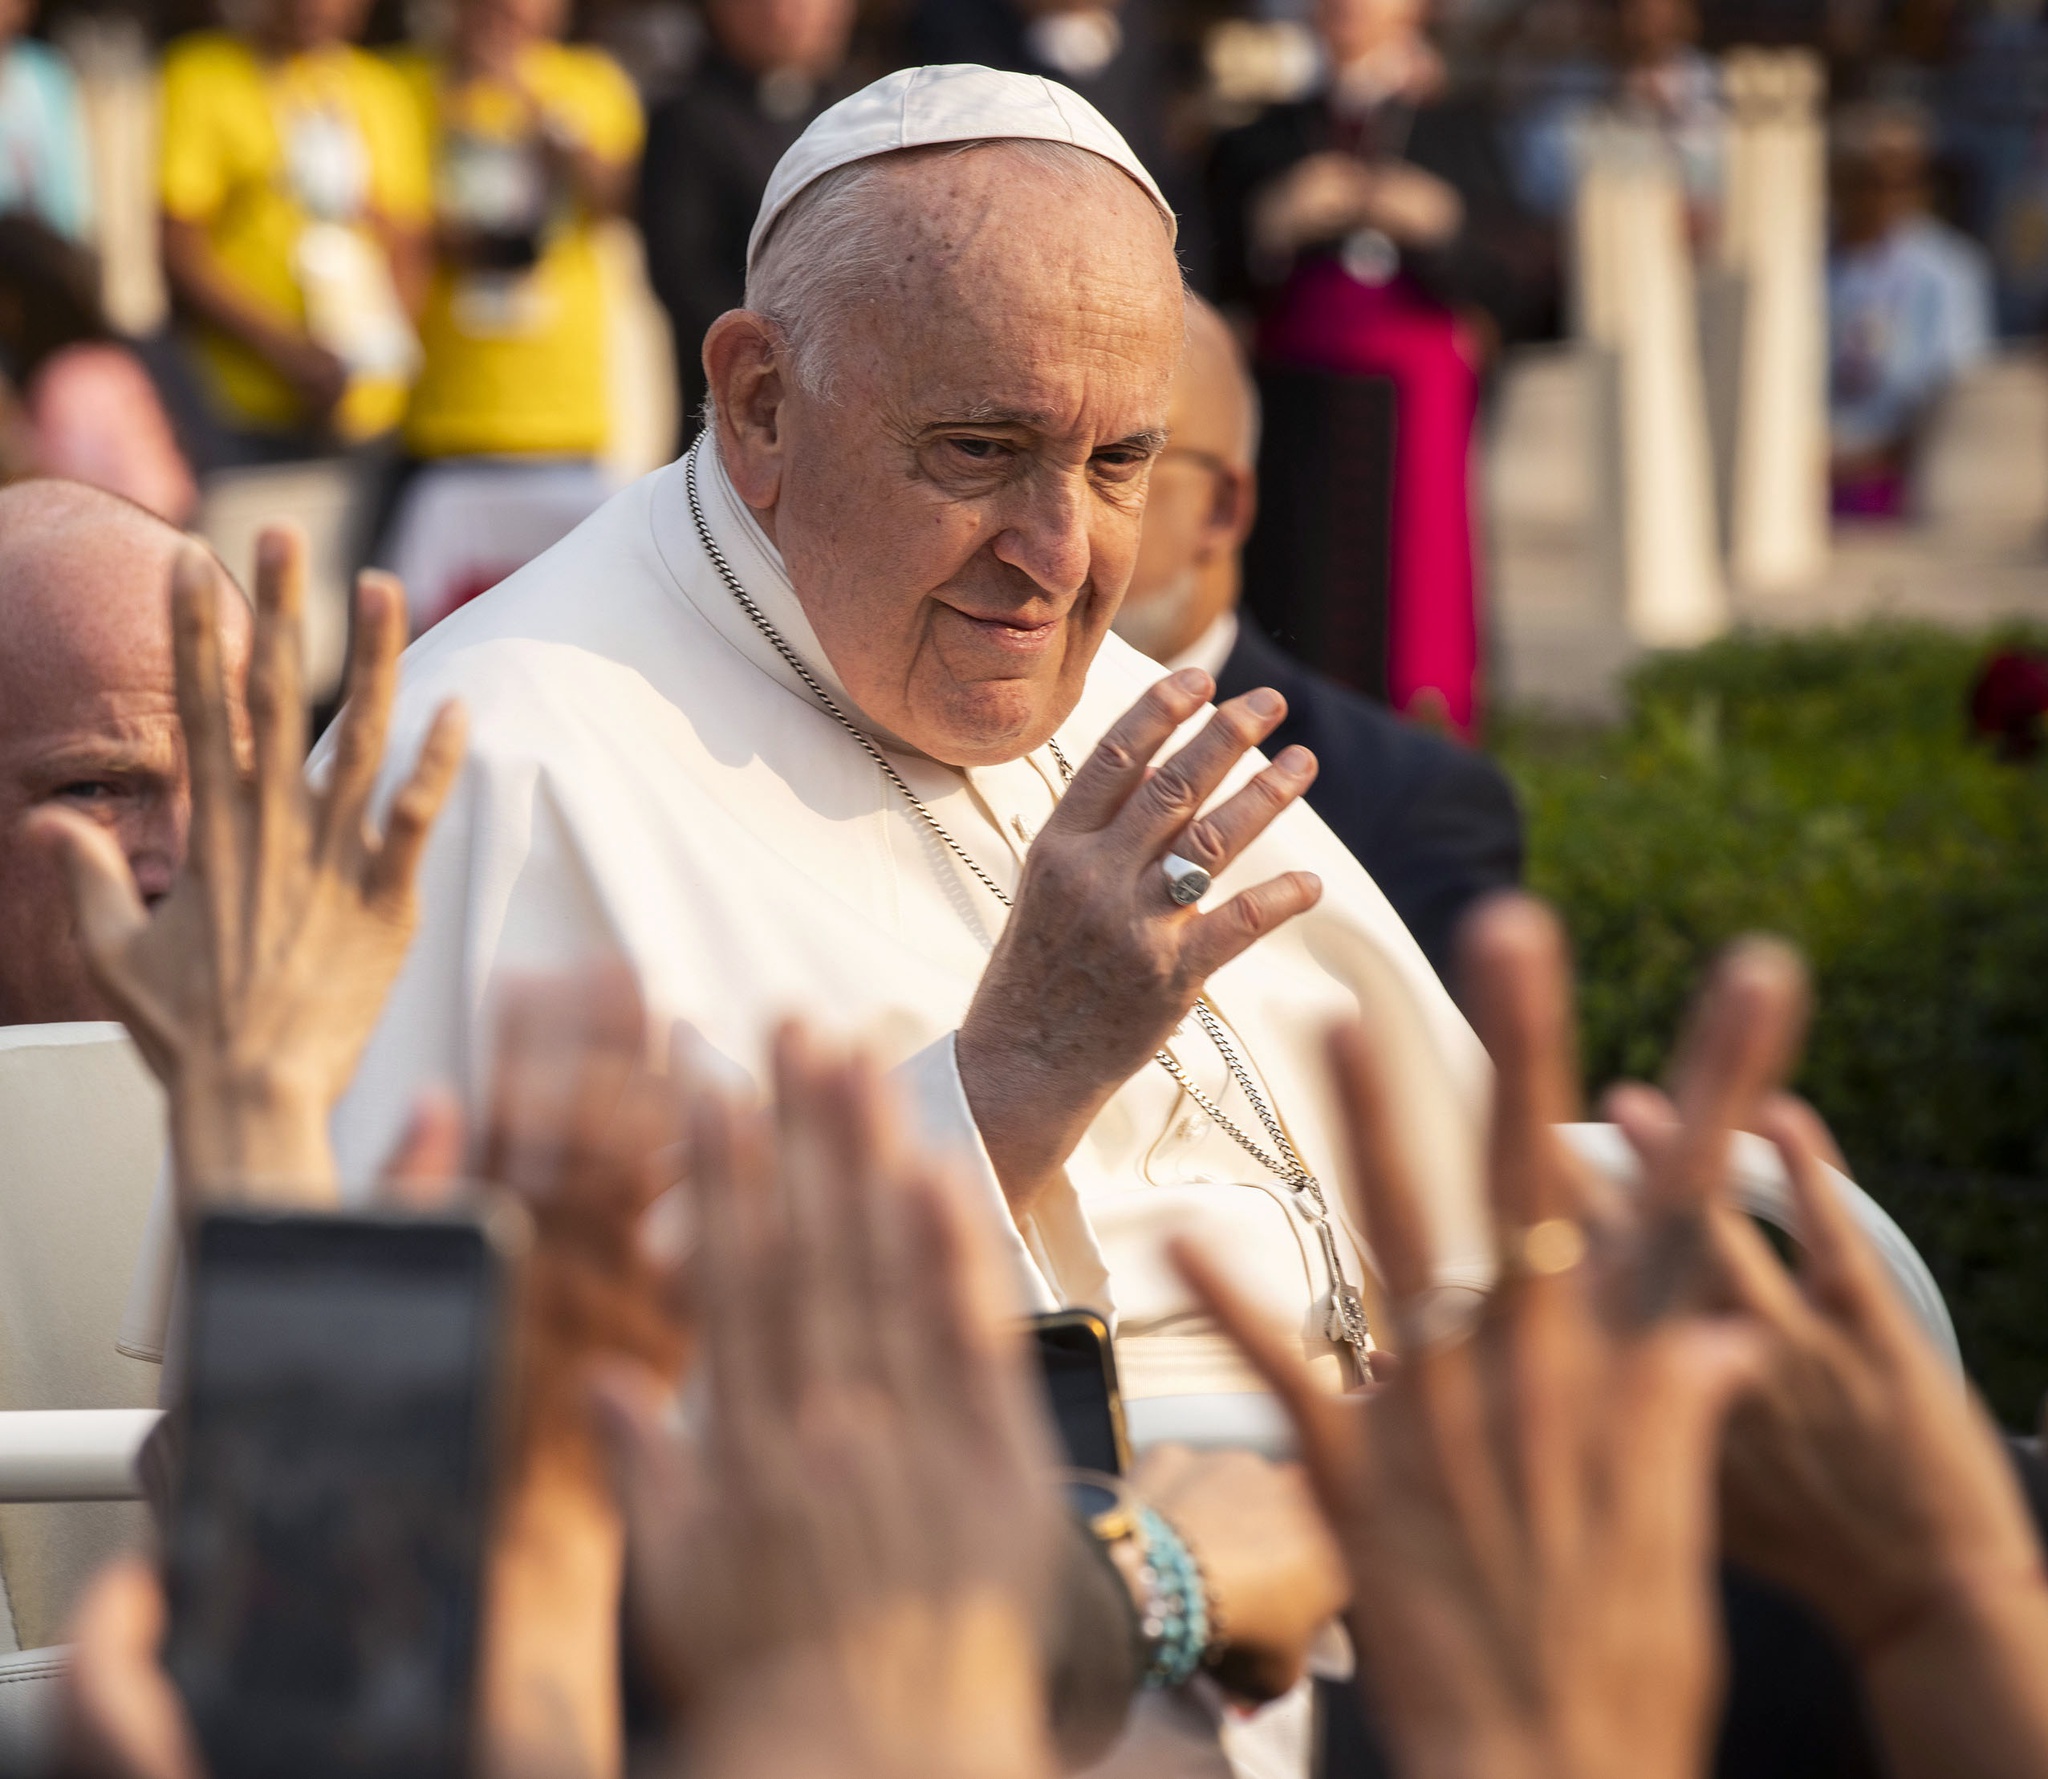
[1162,852,1212,907]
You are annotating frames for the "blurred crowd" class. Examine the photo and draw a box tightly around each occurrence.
[3,0,2048,727]
[0,10,2046,1779]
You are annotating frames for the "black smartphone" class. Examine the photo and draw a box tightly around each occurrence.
[163,1207,522,1779]
[1032,1309,1128,1476]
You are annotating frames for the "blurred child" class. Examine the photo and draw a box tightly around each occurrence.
[157,0,430,462]
[1829,99,1992,517]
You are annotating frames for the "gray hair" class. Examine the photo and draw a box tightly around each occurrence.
[742,138,1175,403]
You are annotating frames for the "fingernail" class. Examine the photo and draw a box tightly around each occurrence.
[1275,746,1314,777]
[1172,668,1212,698]
[1246,688,1283,720]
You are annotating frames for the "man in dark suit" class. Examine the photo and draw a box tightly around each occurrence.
[1115,295,1522,992]
[636,0,860,441]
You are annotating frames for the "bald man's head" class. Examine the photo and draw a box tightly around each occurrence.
[0,480,249,1025]
[1115,296,1261,665]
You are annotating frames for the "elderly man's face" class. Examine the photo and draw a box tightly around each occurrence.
[746,151,1185,768]
[0,490,248,1025]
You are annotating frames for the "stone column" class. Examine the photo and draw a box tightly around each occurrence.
[1574,123,1730,647]
[1721,49,1830,592]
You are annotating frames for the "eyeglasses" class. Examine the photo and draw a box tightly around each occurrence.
[1153,446,1235,476]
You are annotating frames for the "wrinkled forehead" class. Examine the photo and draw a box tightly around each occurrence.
[843,154,1186,428]
[0,514,244,726]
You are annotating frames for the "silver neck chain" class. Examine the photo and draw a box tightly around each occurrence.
[683,443,1370,1366]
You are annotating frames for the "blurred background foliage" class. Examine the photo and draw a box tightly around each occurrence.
[1498,625,2048,1426]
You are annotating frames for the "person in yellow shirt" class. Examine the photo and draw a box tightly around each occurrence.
[158,0,432,457]
[394,0,641,462]
[370,0,640,632]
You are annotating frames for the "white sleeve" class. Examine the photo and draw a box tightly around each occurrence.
[890,1032,1061,1315]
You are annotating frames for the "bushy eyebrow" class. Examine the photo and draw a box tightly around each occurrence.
[23,740,180,785]
[926,404,1168,456]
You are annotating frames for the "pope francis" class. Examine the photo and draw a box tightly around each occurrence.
[329,63,1493,1403]
[114,58,1495,1779]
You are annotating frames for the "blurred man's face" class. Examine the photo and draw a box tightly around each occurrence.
[706,0,855,76]
[270,0,375,51]
[1315,0,1431,64]
[0,0,36,47]
[1116,300,1256,665]
[0,489,249,1026]
[456,0,567,68]
[1620,0,1700,62]
[1836,138,1929,246]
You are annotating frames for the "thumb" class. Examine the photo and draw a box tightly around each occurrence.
[25,807,151,976]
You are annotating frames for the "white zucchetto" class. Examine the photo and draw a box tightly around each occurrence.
[745,61,1178,271]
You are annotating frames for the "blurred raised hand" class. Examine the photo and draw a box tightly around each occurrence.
[468,967,692,1779]
[28,526,464,1206]
[598,1024,1062,1779]
[59,963,692,1779]
[1178,897,1760,1779]
[1675,1092,2048,1779]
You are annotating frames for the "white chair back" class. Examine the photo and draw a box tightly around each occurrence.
[0,1026,165,1651]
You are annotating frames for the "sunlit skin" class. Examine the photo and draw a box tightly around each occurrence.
[705,147,1186,767]
[0,482,249,1025]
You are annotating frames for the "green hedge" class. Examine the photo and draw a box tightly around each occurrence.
[1495,625,2048,1426]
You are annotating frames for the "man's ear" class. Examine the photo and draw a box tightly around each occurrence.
[702,311,789,516]
[1207,462,1259,558]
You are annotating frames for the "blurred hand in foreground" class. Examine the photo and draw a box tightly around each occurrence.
[28,525,465,1207]
[1127,1443,1346,1704]
[1657,1092,2048,1779]
[62,965,690,1779]
[1178,896,1761,1779]
[598,1024,1061,1779]
[469,967,693,1779]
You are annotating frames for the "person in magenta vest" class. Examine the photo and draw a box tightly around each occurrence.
[1206,0,1553,737]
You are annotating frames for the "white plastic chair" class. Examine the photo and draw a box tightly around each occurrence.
[1123,1123,1959,1463]
[0,1025,166,1654]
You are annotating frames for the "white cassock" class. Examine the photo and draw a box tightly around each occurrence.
[123,437,1494,1379]
[358,438,1490,1374]
[121,435,1495,1774]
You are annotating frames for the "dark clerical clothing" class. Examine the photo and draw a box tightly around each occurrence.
[1213,617,1523,988]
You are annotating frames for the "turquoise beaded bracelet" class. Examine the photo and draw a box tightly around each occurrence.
[1135,1505,1212,1690]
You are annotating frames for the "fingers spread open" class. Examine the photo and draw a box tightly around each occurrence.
[1165,745,1317,889]
[1051,671,1214,834]
[1757,1096,1894,1330]
[1181,870,1323,979]
[318,572,408,871]
[365,700,466,913]
[1459,895,1588,1230]
[27,806,147,965]
[1655,937,1810,1218]
[171,546,247,946]
[248,526,309,895]
[1327,1019,1434,1307]
[1111,690,1288,860]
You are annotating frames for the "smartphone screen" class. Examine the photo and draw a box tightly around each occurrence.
[1032,1310,1128,1476]
[164,1211,515,1779]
